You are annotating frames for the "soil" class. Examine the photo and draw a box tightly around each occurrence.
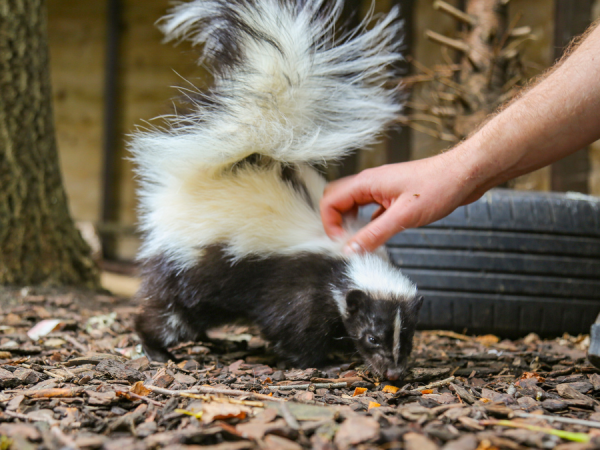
[1,287,600,450]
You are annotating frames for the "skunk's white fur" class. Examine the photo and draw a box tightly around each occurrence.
[131,0,414,302]
[347,253,417,300]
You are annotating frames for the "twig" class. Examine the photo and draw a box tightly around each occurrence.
[421,376,456,390]
[429,330,473,341]
[481,419,590,443]
[279,401,300,430]
[433,0,476,26]
[268,382,348,391]
[180,393,264,407]
[60,334,89,353]
[43,370,66,381]
[509,26,532,38]
[116,390,165,407]
[426,30,470,54]
[146,385,285,402]
[512,411,600,430]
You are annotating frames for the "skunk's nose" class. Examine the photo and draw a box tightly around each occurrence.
[386,368,402,381]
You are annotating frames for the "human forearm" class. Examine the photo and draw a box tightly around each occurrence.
[456,21,600,198]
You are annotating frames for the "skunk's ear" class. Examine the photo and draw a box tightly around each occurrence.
[409,295,424,318]
[346,290,368,316]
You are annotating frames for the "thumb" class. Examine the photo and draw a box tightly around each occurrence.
[345,204,409,253]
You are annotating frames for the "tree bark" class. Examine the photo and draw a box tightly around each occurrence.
[454,0,508,137]
[0,0,100,288]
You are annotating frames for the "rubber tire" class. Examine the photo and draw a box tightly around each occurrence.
[378,189,600,337]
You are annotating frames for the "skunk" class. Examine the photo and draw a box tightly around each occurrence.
[131,0,423,380]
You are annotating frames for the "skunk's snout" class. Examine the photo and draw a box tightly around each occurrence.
[386,368,403,381]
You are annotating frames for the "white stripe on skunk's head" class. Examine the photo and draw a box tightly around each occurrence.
[346,253,417,301]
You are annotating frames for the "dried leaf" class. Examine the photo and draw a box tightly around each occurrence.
[334,416,379,450]
[200,402,251,423]
[27,319,64,340]
[520,372,545,382]
[130,381,151,396]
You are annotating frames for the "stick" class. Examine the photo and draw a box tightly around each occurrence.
[268,382,348,391]
[426,30,470,54]
[512,412,600,430]
[509,26,532,38]
[60,334,89,353]
[421,376,456,390]
[180,393,264,407]
[433,0,476,26]
[146,385,285,403]
[116,390,165,407]
[481,419,590,443]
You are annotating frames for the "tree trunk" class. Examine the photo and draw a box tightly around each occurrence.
[0,0,100,288]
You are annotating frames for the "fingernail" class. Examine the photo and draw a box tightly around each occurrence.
[343,242,362,255]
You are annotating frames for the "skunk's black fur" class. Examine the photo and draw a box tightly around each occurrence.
[135,245,422,375]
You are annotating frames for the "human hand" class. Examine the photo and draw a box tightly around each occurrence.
[320,151,486,253]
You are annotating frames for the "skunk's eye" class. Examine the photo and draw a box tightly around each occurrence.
[366,335,379,346]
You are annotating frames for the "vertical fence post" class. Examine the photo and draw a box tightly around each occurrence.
[551,0,593,193]
[386,0,414,165]
[101,0,121,258]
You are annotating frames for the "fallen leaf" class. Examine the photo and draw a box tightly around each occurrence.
[236,419,288,439]
[520,372,545,383]
[352,387,367,396]
[27,319,64,340]
[201,402,251,423]
[334,416,379,450]
[130,381,151,396]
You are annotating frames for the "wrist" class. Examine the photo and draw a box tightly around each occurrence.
[439,136,501,201]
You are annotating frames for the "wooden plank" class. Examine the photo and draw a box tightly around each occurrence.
[551,0,593,193]
[386,0,415,165]
[101,0,122,258]
[336,0,364,177]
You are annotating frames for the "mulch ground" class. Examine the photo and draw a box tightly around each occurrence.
[1,288,600,450]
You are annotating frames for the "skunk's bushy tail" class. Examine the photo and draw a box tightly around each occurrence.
[132,0,402,177]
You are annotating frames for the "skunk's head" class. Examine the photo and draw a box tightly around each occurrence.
[334,254,422,381]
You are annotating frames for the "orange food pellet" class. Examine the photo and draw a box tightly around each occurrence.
[352,387,368,396]
[382,385,399,394]
[421,389,434,394]
[367,401,381,410]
